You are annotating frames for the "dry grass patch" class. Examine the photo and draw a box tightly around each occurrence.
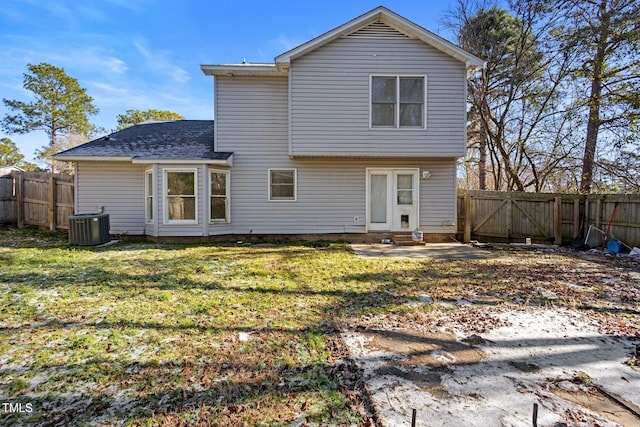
[1,229,403,426]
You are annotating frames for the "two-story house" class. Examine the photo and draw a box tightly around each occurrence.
[55,6,484,241]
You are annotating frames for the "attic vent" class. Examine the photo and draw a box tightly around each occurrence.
[346,21,410,39]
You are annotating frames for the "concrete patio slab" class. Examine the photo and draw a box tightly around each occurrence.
[350,242,498,260]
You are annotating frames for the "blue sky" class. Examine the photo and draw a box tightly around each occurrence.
[0,0,455,162]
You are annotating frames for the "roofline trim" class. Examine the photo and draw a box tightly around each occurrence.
[53,155,233,166]
[53,156,133,162]
[131,157,233,166]
[200,64,286,77]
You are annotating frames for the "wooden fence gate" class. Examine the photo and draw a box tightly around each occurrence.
[0,171,74,231]
[458,190,640,248]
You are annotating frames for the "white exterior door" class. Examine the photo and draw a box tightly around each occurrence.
[367,169,419,231]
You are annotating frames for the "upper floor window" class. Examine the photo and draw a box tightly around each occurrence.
[371,75,426,129]
[269,169,296,201]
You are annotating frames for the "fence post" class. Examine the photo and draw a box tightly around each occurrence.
[573,198,581,238]
[595,197,602,229]
[506,195,512,242]
[584,198,590,236]
[16,172,24,228]
[48,176,56,231]
[554,196,563,245]
[464,192,472,243]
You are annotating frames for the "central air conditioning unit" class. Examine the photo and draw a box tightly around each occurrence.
[68,213,110,245]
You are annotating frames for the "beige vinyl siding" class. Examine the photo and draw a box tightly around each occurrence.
[215,75,459,235]
[289,36,467,157]
[419,160,458,232]
[215,76,292,233]
[75,162,146,235]
[229,158,458,235]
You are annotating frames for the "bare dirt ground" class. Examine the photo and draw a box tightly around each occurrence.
[343,246,640,427]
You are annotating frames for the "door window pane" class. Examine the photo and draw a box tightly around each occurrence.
[371,174,387,223]
[397,174,413,205]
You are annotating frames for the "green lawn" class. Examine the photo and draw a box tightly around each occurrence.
[1,228,637,426]
[0,228,419,426]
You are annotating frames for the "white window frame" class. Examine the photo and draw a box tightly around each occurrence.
[145,169,154,223]
[370,74,427,130]
[163,168,198,225]
[268,168,297,201]
[209,169,230,224]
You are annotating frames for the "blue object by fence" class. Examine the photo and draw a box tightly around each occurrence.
[606,239,622,253]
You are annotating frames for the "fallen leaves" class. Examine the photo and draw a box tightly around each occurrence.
[226,404,243,414]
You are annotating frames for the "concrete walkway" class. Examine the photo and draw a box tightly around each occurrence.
[351,242,497,260]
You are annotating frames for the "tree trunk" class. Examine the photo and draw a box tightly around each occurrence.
[579,1,609,194]
[580,81,602,193]
[479,137,487,190]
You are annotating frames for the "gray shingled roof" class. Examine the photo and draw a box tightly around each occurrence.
[55,120,232,161]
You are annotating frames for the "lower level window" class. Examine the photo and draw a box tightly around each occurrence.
[165,169,197,223]
[145,170,153,222]
[210,170,229,222]
[269,169,296,201]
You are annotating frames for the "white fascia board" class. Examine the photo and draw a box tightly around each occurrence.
[466,61,486,78]
[54,156,233,166]
[200,64,286,77]
[52,156,132,162]
[131,156,233,166]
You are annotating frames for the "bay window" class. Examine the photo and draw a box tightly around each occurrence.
[210,170,229,223]
[145,170,153,223]
[164,169,197,223]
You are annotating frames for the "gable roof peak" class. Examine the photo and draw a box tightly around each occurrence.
[274,6,484,75]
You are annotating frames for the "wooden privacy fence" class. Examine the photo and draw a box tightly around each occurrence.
[0,171,74,231]
[3,175,640,247]
[458,190,640,248]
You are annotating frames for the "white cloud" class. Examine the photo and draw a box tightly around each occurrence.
[89,81,127,96]
[88,80,206,116]
[89,81,151,108]
[133,40,150,58]
[0,80,28,93]
[0,34,128,84]
[105,0,149,13]
[133,38,190,84]
[254,34,309,62]
[269,35,305,53]
[104,57,127,74]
